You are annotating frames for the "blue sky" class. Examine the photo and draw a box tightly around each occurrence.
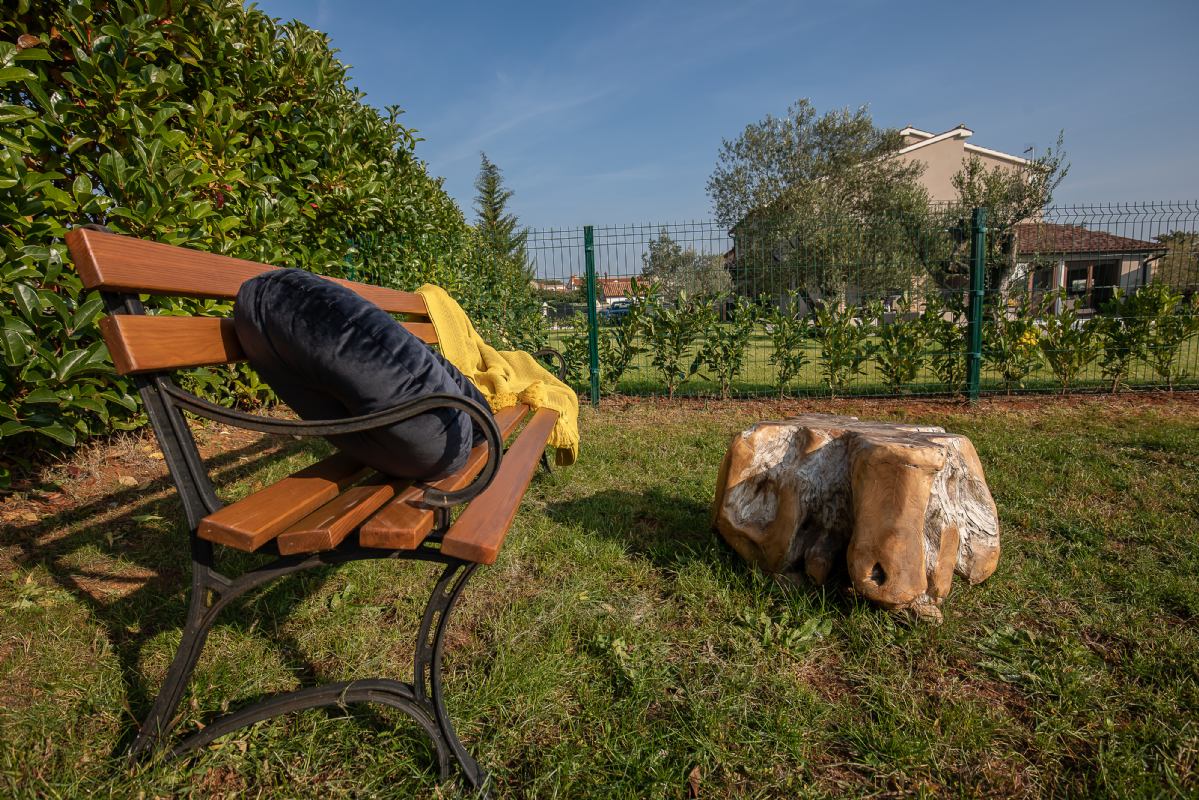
[253,0,1199,229]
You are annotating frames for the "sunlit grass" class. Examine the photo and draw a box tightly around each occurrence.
[1,396,1197,797]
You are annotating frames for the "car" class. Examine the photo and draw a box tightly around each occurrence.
[599,300,633,322]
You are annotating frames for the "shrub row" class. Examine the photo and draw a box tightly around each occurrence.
[561,282,1199,398]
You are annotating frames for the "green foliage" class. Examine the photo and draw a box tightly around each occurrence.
[0,0,498,482]
[643,291,711,399]
[640,230,730,297]
[1038,294,1101,394]
[1152,231,1199,291]
[597,278,652,391]
[950,133,1069,293]
[691,295,760,400]
[1094,289,1152,393]
[559,313,592,390]
[467,153,545,352]
[921,293,967,394]
[474,153,527,265]
[983,297,1042,394]
[1138,283,1199,390]
[765,290,810,397]
[867,296,926,394]
[812,304,869,397]
[712,100,932,304]
[708,98,926,230]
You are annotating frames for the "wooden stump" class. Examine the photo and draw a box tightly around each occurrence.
[711,414,1000,621]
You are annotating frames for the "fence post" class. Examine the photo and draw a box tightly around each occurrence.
[584,225,600,408]
[966,207,987,402]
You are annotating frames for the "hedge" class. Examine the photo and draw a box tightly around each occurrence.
[1,0,543,487]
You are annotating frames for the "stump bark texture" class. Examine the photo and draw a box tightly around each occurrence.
[711,414,1000,620]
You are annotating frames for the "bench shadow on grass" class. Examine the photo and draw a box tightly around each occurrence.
[543,485,861,615]
[0,434,431,765]
[545,486,725,570]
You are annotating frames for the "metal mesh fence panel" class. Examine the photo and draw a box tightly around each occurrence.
[525,201,1199,399]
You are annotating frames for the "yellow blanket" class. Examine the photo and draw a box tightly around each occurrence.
[416,284,579,466]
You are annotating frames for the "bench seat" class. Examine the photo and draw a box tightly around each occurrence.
[199,402,549,559]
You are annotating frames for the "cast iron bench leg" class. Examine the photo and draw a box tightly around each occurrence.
[126,547,490,796]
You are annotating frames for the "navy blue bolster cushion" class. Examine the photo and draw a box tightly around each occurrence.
[233,269,488,480]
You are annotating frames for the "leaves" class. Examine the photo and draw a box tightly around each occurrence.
[692,295,760,400]
[1038,293,1102,394]
[813,303,870,397]
[644,291,712,399]
[0,1,489,487]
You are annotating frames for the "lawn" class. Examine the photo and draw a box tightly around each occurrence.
[1,394,1197,798]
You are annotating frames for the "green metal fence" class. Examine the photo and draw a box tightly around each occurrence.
[527,201,1199,402]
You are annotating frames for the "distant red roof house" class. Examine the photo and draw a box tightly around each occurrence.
[1013,223,1167,256]
[597,276,634,300]
[558,275,635,301]
[1013,222,1166,314]
[530,278,569,293]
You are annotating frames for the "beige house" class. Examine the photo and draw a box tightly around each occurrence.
[894,124,1030,202]
[896,126,1165,310]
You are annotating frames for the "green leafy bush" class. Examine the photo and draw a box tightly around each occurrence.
[1038,294,1101,394]
[867,296,927,394]
[921,293,967,394]
[559,313,592,390]
[1,1,524,485]
[983,297,1042,394]
[598,278,652,391]
[1094,289,1151,393]
[765,291,810,398]
[692,295,760,400]
[812,304,869,397]
[644,291,711,399]
[1138,283,1199,390]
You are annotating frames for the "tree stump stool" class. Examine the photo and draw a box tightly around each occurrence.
[712,414,1000,621]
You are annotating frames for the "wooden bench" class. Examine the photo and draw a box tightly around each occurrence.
[65,226,566,794]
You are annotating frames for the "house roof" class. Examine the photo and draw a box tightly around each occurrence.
[598,276,634,297]
[1014,222,1167,256]
[897,124,1029,166]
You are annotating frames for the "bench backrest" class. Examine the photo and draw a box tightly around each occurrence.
[66,227,437,376]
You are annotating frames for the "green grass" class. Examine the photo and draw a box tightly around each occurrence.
[2,396,1198,797]
[551,324,1199,397]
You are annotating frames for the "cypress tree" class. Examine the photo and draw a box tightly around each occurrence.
[474,152,528,266]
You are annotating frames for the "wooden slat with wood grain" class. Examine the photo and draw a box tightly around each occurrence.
[440,408,559,565]
[276,477,408,555]
[359,403,531,550]
[198,452,372,551]
[99,314,437,375]
[66,227,429,316]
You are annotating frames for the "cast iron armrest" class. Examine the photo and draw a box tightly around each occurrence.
[157,379,502,508]
[533,347,567,381]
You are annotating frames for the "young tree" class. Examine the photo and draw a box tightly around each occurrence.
[467,153,545,350]
[708,99,930,309]
[474,152,528,265]
[641,230,731,297]
[946,133,1069,293]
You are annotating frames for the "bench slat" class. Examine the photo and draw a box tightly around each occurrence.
[359,404,530,550]
[66,228,429,316]
[276,476,406,555]
[198,452,371,551]
[100,315,438,375]
[440,408,559,565]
